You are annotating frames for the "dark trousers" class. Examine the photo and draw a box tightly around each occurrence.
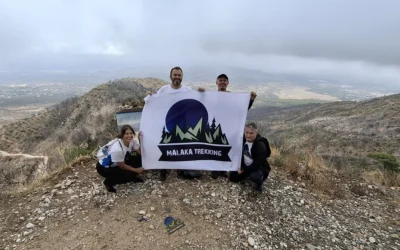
[211,170,228,177]
[96,162,139,186]
[160,169,202,179]
[229,168,265,185]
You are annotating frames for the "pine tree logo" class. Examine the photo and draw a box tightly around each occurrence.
[158,99,232,162]
[160,117,229,145]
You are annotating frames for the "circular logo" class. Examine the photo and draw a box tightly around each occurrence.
[164,216,175,227]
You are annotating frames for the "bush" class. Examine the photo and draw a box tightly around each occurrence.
[367,153,400,172]
[273,156,285,168]
[56,133,67,144]
[63,147,93,164]
[71,127,91,146]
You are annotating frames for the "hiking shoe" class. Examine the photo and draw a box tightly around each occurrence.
[211,171,227,179]
[221,171,228,177]
[133,177,145,183]
[160,170,167,181]
[255,183,263,192]
[102,180,116,193]
[178,170,202,179]
[177,170,185,179]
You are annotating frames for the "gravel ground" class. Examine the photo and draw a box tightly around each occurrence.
[1,161,399,250]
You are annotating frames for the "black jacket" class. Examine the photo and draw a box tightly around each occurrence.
[241,134,270,173]
[248,99,254,110]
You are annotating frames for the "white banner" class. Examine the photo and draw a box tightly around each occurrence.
[139,90,250,171]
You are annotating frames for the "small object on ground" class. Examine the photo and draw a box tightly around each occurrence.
[136,215,148,222]
[164,216,185,234]
[164,207,171,213]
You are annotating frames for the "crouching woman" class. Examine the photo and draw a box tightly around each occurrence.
[96,124,144,193]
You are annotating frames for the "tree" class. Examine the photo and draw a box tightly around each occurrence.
[161,126,166,139]
[210,118,216,133]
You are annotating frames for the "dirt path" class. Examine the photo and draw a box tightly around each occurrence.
[0,151,48,163]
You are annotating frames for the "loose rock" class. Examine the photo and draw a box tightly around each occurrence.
[248,237,255,246]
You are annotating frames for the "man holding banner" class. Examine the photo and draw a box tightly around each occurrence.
[215,73,257,110]
[143,66,205,181]
[210,73,258,179]
[139,82,250,176]
[144,66,192,100]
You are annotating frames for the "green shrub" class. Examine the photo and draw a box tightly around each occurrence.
[274,156,285,168]
[367,152,400,172]
[64,147,93,164]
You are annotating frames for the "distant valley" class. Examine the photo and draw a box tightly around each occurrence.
[0,76,399,196]
[0,67,399,125]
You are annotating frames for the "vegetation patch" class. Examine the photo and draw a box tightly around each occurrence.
[367,152,400,172]
[268,143,400,198]
[63,147,94,165]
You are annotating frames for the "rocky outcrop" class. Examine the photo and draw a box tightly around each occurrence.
[0,151,48,188]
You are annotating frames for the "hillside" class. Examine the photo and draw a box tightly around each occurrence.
[249,94,400,169]
[0,77,166,190]
[0,82,399,249]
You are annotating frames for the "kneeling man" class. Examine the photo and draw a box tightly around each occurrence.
[229,122,271,192]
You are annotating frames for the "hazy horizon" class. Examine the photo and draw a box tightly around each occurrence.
[1,0,400,86]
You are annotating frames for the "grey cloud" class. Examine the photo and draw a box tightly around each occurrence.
[0,15,37,61]
[198,0,400,66]
[0,0,400,86]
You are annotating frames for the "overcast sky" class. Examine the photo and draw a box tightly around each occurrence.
[1,0,400,84]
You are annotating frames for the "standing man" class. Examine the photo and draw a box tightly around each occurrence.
[215,74,257,110]
[144,66,192,100]
[144,66,204,181]
[210,74,258,179]
[228,122,271,192]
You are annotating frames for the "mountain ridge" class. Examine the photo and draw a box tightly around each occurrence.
[1,77,399,190]
[248,93,400,171]
[160,117,229,145]
[0,77,167,190]
[0,78,399,249]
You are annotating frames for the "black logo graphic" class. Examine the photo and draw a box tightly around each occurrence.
[158,99,231,161]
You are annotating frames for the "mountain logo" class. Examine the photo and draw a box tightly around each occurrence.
[158,99,232,162]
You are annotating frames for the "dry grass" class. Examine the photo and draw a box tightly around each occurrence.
[361,170,400,187]
[271,146,343,197]
[270,144,400,198]
[71,155,94,168]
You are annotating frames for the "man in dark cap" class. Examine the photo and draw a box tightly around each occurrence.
[210,74,258,179]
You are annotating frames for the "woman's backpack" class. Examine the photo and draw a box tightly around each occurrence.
[96,138,123,167]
